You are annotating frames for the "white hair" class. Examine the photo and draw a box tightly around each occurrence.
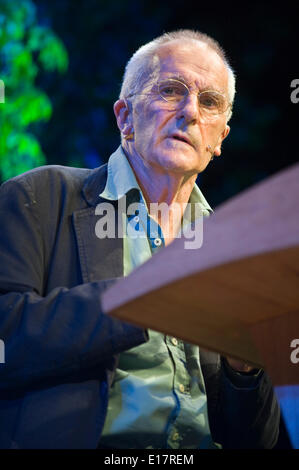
[119,29,236,121]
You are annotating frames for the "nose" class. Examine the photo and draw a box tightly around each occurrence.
[177,92,200,125]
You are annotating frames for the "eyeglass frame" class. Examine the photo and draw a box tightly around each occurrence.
[125,78,232,118]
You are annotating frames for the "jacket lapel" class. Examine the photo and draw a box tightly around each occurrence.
[72,164,123,283]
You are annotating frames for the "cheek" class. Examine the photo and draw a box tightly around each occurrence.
[135,114,166,148]
[135,121,156,149]
[134,104,155,142]
[201,120,226,145]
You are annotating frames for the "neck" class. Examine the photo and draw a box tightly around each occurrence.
[123,146,198,244]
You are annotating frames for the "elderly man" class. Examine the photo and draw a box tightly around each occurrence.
[0,30,279,449]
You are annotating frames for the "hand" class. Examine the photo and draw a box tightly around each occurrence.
[225,356,256,373]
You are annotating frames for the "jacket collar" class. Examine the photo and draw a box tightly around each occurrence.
[73,162,123,282]
[82,163,108,207]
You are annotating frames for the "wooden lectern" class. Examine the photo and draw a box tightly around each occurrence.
[102,163,299,448]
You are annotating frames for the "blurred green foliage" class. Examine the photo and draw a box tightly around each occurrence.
[0,0,68,181]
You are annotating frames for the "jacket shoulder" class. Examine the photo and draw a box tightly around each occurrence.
[0,164,107,207]
[2,165,93,189]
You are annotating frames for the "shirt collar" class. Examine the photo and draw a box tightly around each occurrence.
[99,145,213,215]
[189,182,213,216]
[99,146,140,200]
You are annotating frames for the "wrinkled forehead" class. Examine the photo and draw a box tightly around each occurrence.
[150,40,229,94]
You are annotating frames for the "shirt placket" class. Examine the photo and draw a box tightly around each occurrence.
[137,197,165,253]
[164,336,191,448]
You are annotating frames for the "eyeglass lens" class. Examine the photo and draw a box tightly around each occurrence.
[158,80,227,114]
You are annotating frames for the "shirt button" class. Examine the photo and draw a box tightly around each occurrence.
[171,337,178,346]
[179,384,185,393]
[153,238,162,247]
[133,216,139,223]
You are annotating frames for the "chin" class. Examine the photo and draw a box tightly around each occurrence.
[162,161,199,175]
[158,150,202,174]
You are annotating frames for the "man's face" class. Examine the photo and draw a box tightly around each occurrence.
[117,41,230,176]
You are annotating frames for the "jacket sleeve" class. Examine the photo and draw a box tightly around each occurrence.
[0,176,148,393]
[200,350,280,449]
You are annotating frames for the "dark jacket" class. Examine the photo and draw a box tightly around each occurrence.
[0,162,280,449]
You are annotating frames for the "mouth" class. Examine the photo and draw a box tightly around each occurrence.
[170,134,193,147]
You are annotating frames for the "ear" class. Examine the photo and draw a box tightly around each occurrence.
[213,124,230,157]
[113,99,133,138]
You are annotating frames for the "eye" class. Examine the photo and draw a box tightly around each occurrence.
[199,92,220,109]
[161,86,176,96]
[199,91,227,113]
[159,81,187,101]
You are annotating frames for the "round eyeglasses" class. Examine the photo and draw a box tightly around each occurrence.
[157,79,231,117]
[126,79,231,120]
